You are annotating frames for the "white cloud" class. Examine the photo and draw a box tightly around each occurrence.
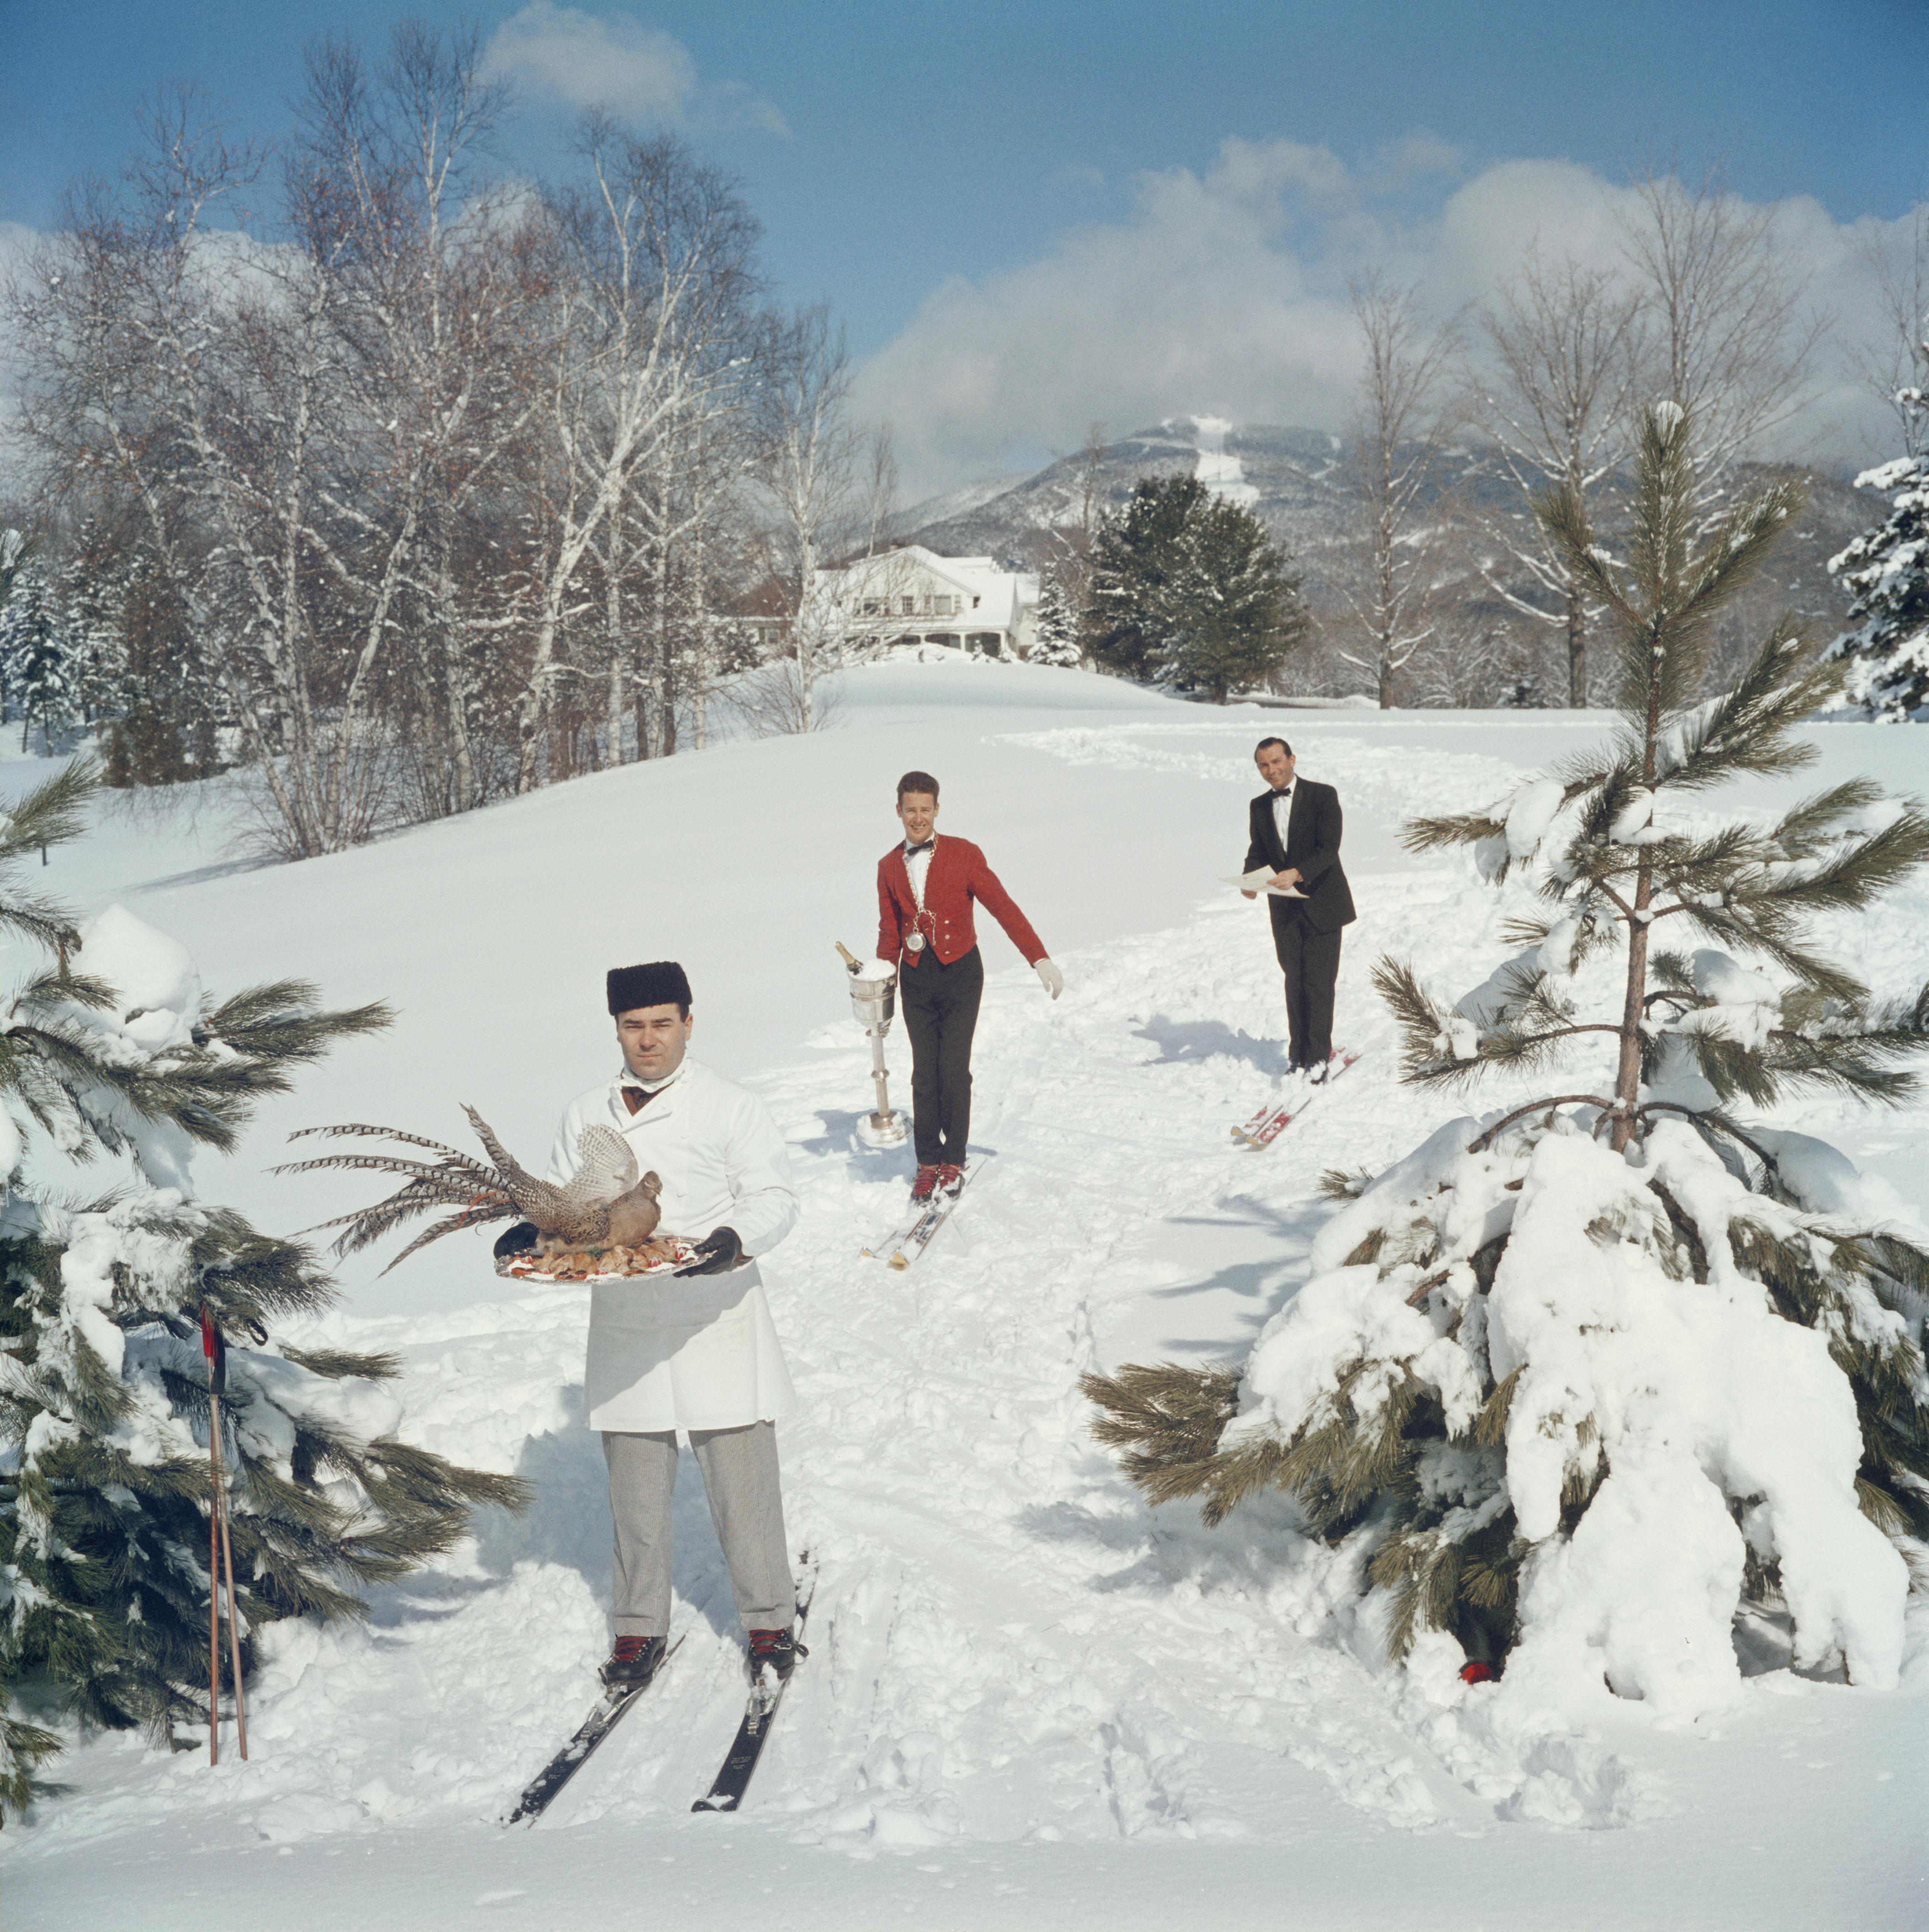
[855,138,1925,502]
[482,5,787,136]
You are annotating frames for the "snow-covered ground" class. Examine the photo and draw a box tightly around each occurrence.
[8,662,1928,1930]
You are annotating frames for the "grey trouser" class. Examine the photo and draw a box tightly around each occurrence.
[602,1422,792,1639]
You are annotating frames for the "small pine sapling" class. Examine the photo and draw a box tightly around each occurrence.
[1028,571,1084,668]
[1086,405,1929,1710]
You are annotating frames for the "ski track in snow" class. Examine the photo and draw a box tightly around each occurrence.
[13,713,1929,1891]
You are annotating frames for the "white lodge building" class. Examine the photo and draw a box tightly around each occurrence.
[810,545,1039,659]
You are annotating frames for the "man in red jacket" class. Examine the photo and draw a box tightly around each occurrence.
[874,770,1063,1202]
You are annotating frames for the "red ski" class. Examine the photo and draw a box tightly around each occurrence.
[1233,1052,1361,1149]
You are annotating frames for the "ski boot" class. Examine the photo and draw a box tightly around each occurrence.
[746,1626,809,1687]
[910,1164,941,1204]
[937,1162,965,1198]
[599,1634,667,1691]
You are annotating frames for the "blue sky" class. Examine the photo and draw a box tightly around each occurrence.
[4,2,1925,494]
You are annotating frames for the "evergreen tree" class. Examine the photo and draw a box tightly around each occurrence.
[0,557,79,754]
[55,533,132,731]
[1086,475,1308,697]
[1086,405,1929,1704]
[0,530,32,610]
[1153,493,1309,702]
[99,547,220,787]
[1028,571,1084,668]
[1086,474,1204,680]
[1826,433,1929,720]
[0,764,528,1819]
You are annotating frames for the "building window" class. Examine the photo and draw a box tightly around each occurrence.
[859,599,882,616]
[926,633,958,648]
[899,596,916,616]
[968,632,1001,656]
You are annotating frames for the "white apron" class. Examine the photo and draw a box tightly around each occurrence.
[546,1058,799,1433]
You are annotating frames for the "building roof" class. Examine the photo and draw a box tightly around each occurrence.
[811,545,1038,633]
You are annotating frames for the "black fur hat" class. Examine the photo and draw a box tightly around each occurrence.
[607,961,693,1016]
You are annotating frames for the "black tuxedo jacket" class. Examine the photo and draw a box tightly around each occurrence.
[1244,779,1356,934]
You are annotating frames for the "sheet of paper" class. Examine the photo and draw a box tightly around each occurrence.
[1221,869,1307,899]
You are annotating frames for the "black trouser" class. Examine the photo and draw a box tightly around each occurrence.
[898,945,983,1164]
[1270,911,1343,1067]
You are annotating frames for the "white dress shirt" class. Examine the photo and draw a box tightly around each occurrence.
[1270,782,1296,850]
[904,839,934,908]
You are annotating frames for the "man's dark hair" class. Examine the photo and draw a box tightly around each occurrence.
[1255,736,1293,759]
[897,770,940,803]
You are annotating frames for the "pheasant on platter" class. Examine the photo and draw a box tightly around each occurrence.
[278,1104,687,1279]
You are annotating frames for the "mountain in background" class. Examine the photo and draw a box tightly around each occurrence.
[891,419,1869,635]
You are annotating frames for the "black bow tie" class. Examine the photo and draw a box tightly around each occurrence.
[905,839,933,855]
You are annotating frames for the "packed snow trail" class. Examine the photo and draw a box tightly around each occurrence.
[8,678,1928,1931]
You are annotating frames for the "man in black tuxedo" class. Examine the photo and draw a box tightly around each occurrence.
[1242,736,1356,1078]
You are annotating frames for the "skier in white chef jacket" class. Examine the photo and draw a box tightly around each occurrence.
[497,960,803,1692]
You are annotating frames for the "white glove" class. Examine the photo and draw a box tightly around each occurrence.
[1035,959,1064,1000]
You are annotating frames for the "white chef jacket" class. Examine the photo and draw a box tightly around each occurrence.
[546,1057,799,1433]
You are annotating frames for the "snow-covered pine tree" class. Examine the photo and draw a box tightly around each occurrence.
[1086,403,1929,1714]
[55,532,132,733]
[0,764,529,1818]
[0,530,32,610]
[0,554,79,753]
[99,545,220,787]
[1825,365,1928,719]
[1028,571,1084,668]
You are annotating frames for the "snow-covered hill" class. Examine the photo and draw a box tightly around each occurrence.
[9,663,1927,1931]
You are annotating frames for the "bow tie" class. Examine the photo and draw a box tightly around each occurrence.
[904,839,933,856]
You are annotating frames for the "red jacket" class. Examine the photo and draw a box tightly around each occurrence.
[875,835,1046,970]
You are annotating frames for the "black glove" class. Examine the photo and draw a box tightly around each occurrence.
[493,1221,539,1259]
[674,1226,743,1277]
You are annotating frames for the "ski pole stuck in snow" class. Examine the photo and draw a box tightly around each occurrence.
[200,1307,247,1766]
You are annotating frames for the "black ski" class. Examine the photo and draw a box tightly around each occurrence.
[691,1565,817,1814]
[504,1635,686,1826]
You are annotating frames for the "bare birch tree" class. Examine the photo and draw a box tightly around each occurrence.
[1470,251,1642,706]
[14,95,351,853]
[1618,160,1825,502]
[511,122,758,790]
[1856,202,1929,457]
[1339,273,1464,708]
[752,303,858,732]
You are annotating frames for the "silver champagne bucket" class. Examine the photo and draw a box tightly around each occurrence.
[836,944,910,1148]
[847,968,897,1036]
